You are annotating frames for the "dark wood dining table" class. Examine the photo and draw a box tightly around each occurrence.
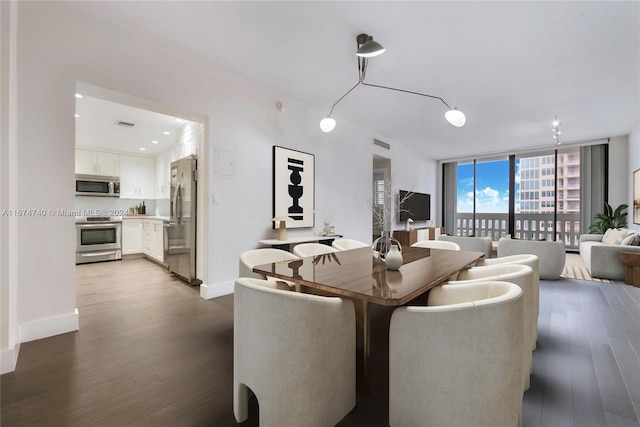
[253,245,485,392]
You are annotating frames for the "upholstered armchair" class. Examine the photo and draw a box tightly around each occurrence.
[389,281,524,427]
[239,248,298,290]
[438,235,493,258]
[411,240,461,250]
[332,238,369,251]
[292,243,339,257]
[497,237,565,280]
[476,253,540,348]
[449,263,535,390]
[234,278,356,427]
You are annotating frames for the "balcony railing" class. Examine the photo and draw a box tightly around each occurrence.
[454,212,581,249]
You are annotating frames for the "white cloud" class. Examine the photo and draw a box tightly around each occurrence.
[457,186,509,213]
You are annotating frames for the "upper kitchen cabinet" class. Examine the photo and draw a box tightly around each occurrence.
[155,148,174,199]
[75,149,120,176]
[175,123,203,159]
[120,155,155,199]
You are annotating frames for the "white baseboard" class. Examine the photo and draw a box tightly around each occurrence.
[19,308,79,343]
[1,343,20,374]
[200,280,234,300]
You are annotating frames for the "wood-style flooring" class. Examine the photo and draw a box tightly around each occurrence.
[2,257,639,426]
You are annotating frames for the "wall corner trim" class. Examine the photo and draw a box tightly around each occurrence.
[1,343,20,374]
[200,281,234,300]
[19,308,79,344]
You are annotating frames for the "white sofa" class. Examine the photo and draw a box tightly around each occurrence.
[579,229,640,281]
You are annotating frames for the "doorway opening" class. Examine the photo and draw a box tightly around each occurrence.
[373,154,391,242]
[74,82,209,285]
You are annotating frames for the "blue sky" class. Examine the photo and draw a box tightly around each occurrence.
[457,160,512,213]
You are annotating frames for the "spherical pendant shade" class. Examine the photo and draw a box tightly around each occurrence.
[445,108,466,127]
[320,117,337,132]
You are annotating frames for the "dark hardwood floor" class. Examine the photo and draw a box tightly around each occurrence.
[2,258,639,426]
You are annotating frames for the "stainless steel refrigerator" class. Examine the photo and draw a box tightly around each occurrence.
[165,155,200,285]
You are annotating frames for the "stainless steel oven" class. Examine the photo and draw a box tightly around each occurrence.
[76,216,122,264]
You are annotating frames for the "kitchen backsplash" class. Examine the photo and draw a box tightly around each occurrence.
[75,196,163,216]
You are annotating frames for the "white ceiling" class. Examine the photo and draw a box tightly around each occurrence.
[75,96,191,156]
[69,1,639,160]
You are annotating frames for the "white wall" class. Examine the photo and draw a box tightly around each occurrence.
[1,0,20,374]
[629,122,640,232]
[2,0,438,366]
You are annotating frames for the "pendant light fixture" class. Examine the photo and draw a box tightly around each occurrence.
[355,34,386,57]
[320,33,466,132]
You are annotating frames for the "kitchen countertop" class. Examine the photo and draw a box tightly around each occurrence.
[123,215,170,221]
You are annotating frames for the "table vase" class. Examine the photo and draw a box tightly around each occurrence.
[385,245,403,270]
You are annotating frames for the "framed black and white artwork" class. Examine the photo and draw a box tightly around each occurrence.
[273,146,315,228]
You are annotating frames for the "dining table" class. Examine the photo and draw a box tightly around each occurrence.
[253,245,485,393]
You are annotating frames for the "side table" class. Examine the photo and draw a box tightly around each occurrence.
[618,251,640,287]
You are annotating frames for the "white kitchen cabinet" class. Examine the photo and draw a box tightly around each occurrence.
[176,123,202,159]
[120,155,155,199]
[75,149,120,176]
[122,218,143,255]
[155,149,173,199]
[142,219,164,263]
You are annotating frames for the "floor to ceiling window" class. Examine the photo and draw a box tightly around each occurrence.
[447,147,583,250]
[455,158,509,239]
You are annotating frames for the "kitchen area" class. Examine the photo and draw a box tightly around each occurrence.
[74,92,204,285]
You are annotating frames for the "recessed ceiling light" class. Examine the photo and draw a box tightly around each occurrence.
[152,140,159,144]
[174,117,185,122]
[162,131,171,135]
[139,147,146,151]
[75,114,80,118]
[75,93,84,99]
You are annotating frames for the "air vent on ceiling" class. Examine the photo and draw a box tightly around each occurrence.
[116,120,135,127]
[373,138,390,150]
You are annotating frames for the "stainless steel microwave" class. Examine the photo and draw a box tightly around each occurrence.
[75,174,120,197]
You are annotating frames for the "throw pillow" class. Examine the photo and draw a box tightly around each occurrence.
[602,228,632,245]
[615,229,634,245]
[621,233,639,246]
[602,228,614,243]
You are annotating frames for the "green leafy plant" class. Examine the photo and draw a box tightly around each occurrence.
[588,202,628,234]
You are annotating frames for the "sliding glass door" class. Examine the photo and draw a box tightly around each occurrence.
[455,158,509,239]
[448,147,583,249]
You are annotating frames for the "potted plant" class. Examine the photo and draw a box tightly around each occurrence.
[588,202,628,234]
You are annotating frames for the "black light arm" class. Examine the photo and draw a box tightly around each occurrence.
[358,56,452,110]
[327,81,361,117]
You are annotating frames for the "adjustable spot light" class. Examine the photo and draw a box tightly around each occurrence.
[320,33,465,133]
[355,34,386,57]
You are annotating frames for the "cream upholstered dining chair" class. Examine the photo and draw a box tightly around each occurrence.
[233,277,355,427]
[389,281,524,427]
[239,248,298,290]
[448,263,535,390]
[411,240,461,250]
[476,253,540,348]
[292,243,339,257]
[332,238,369,251]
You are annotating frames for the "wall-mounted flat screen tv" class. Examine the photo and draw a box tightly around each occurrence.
[398,190,431,222]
